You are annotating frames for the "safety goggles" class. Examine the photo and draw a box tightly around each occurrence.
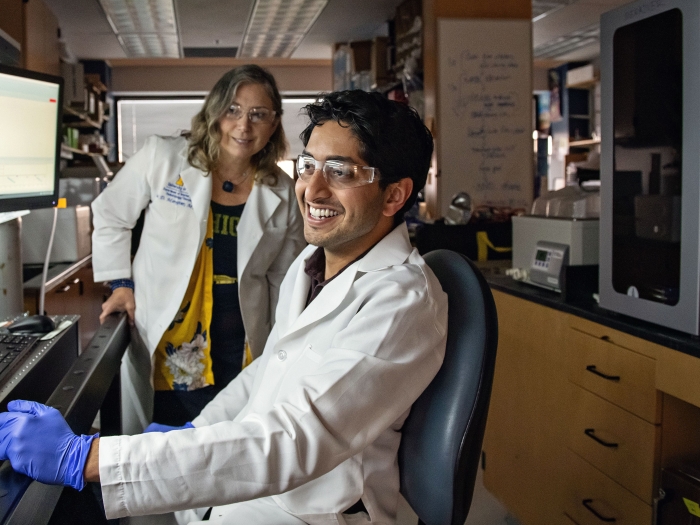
[296,154,378,189]
[225,104,277,124]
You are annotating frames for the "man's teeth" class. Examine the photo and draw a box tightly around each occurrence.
[309,206,339,219]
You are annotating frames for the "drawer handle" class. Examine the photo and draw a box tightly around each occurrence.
[586,365,620,382]
[582,499,617,522]
[55,285,71,294]
[584,428,619,448]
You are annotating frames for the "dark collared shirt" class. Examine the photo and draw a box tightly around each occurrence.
[304,246,372,306]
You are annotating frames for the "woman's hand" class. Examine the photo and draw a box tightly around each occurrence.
[100,287,136,326]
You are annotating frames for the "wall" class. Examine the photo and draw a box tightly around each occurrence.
[0,0,23,45]
[22,0,60,75]
[0,0,60,75]
[110,58,332,94]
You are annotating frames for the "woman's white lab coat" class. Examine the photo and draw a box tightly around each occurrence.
[98,224,449,525]
[91,135,306,433]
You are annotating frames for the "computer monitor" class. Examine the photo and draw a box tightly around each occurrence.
[0,64,63,213]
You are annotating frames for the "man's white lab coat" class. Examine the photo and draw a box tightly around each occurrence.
[98,223,448,525]
[91,135,305,432]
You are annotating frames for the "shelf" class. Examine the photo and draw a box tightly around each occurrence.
[61,145,102,158]
[62,106,102,129]
[569,138,601,147]
[566,78,599,90]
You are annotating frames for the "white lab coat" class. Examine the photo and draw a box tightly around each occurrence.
[98,223,448,525]
[91,135,306,433]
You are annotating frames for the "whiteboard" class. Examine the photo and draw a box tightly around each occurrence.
[438,18,532,212]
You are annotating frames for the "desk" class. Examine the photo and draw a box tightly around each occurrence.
[483,276,700,525]
[0,313,129,525]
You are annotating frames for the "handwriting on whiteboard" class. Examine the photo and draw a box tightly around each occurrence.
[445,50,527,202]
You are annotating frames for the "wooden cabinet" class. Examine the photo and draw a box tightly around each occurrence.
[567,385,659,503]
[563,449,652,525]
[482,291,569,524]
[483,290,667,525]
[567,328,661,424]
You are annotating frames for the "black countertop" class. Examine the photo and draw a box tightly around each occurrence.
[487,274,700,359]
[23,255,92,292]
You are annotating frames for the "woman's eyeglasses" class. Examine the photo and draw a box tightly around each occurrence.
[225,104,277,124]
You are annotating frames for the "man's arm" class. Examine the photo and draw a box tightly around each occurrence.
[84,438,100,482]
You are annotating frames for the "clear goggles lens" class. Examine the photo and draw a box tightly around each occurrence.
[227,105,276,124]
[296,155,377,188]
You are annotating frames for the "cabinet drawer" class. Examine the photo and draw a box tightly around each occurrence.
[564,449,652,525]
[567,328,660,423]
[568,385,660,503]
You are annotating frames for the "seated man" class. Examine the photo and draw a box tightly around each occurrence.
[0,90,448,525]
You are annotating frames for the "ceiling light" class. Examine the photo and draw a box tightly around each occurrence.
[533,23,600,59]
[98,0,181,58]
[239,0,329,58]
[532,0,579,22]
[532,0,576,22]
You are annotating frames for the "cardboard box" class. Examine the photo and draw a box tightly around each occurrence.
[21,206,91,264]
[61,61,85,107]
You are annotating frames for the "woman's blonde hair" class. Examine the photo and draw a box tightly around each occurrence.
[187,64,287,185]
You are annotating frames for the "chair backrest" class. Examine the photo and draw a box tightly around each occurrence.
[398,250,499,525]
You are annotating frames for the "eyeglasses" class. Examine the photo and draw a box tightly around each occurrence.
[225,104,277,124]
[296,154,378,189]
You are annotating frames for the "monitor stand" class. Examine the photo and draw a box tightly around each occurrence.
[0,216,24,319]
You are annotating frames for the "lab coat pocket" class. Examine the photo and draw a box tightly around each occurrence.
[301,344,324,364]
[149,194,184,224]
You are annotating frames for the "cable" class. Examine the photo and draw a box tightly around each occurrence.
[38,207,58,316]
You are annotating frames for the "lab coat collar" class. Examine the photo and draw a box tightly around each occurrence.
[238,182,282,277]
[280,223,413,338]
[356,222,413,273]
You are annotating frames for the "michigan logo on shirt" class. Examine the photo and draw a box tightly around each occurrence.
[213,213,241,236]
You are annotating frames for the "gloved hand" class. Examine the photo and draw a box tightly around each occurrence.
[144,421,194,433]
[0,400,98,491]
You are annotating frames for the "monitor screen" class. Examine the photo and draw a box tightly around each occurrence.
[0,65,63,213]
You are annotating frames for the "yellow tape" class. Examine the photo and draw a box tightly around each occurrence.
[213,275,237,285]
[56,198,67,209]
[476,231,512,262]
[683,497,700,517]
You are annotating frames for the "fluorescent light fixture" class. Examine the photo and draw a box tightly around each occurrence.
[239,0,329,58]
[277,160,295,177]
[98,0,181,58]
[284,98,317,103]
[532,0,578,22]
[533,23,600,59]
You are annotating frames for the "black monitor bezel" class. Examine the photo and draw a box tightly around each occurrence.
[0,64,63,213]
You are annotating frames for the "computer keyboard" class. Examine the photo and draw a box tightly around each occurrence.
[0,334,39,378]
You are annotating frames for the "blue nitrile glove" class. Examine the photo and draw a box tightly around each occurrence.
[0,400,98,491]
[143,421,194,433]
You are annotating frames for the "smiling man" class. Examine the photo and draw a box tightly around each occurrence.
[0,90,448,525]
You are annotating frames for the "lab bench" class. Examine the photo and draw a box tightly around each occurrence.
[482,275,700,525]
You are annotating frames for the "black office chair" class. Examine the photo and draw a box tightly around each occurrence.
[398,250,499,525]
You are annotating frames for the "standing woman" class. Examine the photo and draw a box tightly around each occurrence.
[92,65,306,432]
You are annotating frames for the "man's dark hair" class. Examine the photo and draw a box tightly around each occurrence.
[300,90,434,224]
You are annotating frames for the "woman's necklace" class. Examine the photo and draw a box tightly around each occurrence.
[215,169,251,193]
